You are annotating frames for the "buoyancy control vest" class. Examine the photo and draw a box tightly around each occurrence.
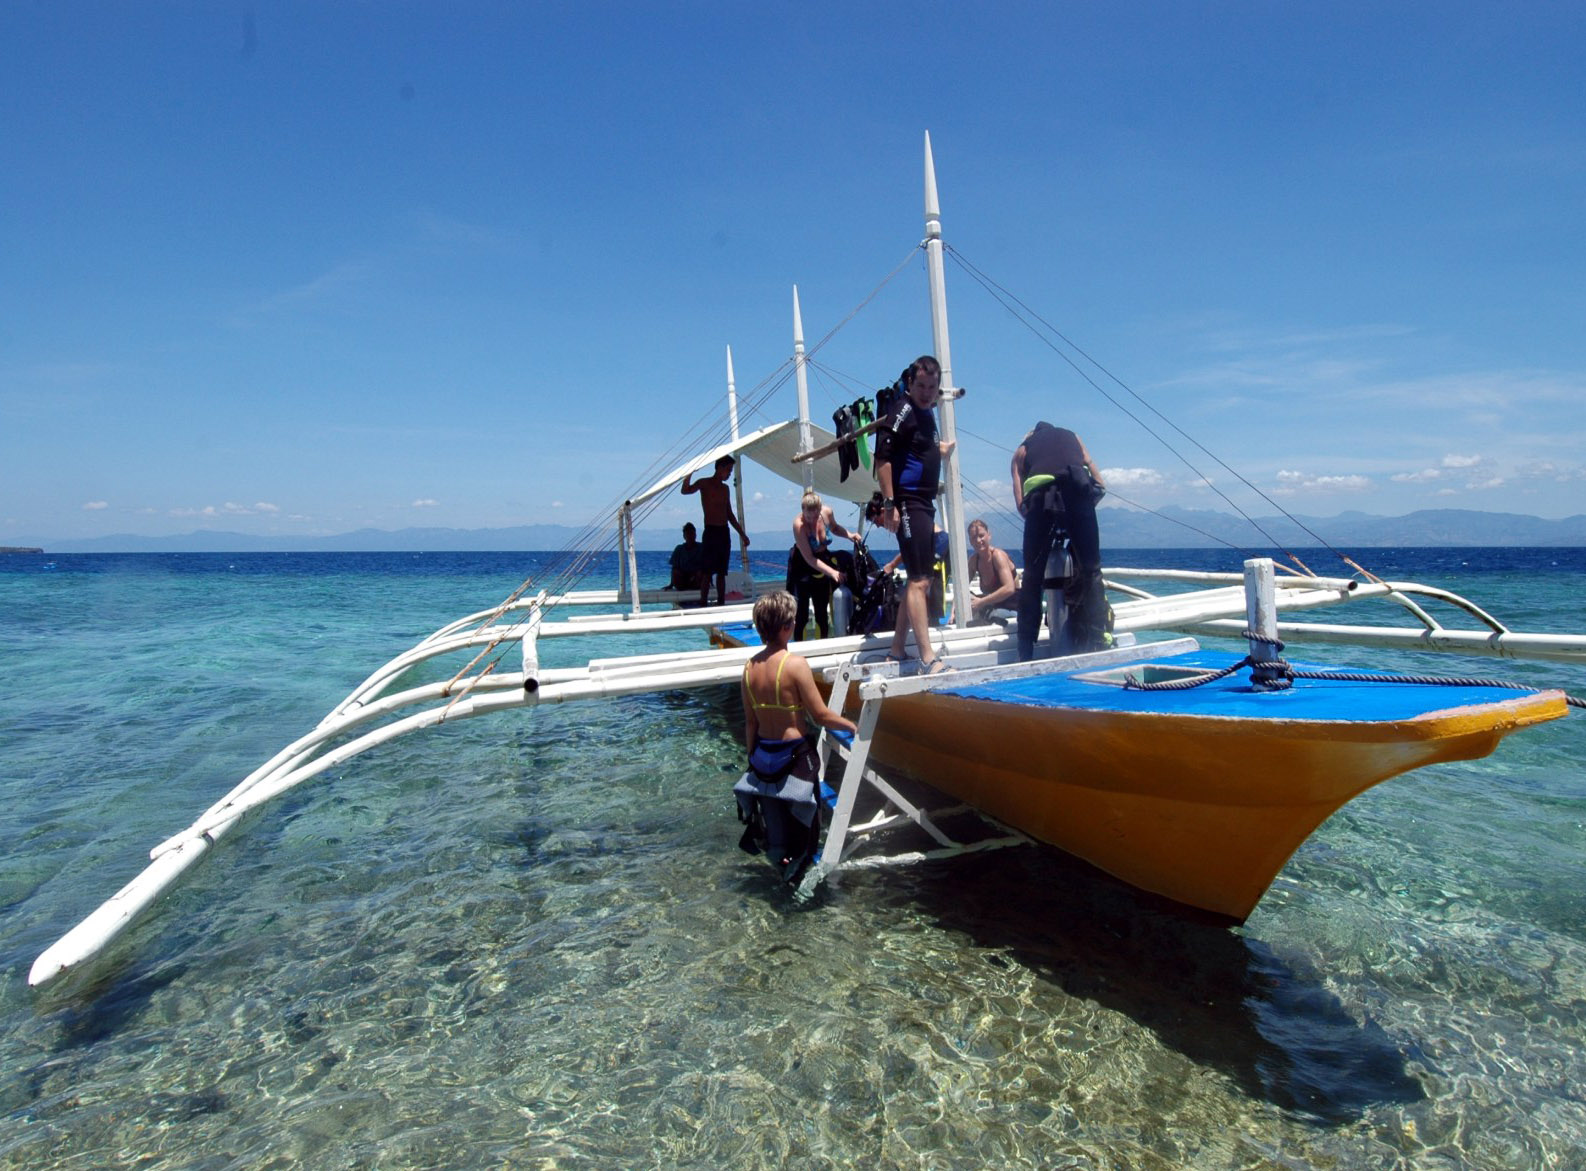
[1020,422,1088,493]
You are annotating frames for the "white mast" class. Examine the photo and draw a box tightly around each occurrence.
[792,286,815,491]
[726,345,750,575]
[924,131,971,630]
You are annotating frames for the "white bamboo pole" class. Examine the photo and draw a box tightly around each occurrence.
[616,507,628,598]
[623,503,642,615]
[727,345,751,575]
[1180,619,1586,664]
[924,132,972,630]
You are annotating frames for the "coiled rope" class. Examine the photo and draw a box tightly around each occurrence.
[1123,633,1586,709]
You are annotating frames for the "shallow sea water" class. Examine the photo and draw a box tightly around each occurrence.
[2,549,1583,1169]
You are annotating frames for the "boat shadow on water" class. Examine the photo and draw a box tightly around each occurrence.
[859,835,1424,1125]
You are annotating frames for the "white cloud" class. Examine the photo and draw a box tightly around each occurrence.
[412,498,440,508]
[241,261,372,322]
[1101,467,1165,489]
[1392,453,1533,491]
[1273,470,1372,496]
[1513,460,1586,483]
[81,500,108,511]
[169,501,280,518]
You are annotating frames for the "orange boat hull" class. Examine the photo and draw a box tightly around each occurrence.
[847,688,1566,919]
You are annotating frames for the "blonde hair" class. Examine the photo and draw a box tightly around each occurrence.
[800,491,822,512]
[752,590,798,641]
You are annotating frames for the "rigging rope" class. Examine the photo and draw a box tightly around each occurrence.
[441,240,928,691]
[1121,632,1585,709]
[944,244,1366,583]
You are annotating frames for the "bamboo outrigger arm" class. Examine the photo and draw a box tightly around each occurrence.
[1106,570,1586,665]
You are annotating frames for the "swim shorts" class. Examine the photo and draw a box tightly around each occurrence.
[894,497,936,581]
[701,523,731,575]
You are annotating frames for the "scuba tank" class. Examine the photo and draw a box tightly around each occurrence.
[1043,543,1073,653]
[831,581,854,636]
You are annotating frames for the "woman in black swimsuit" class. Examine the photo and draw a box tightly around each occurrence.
[787,491,856,640]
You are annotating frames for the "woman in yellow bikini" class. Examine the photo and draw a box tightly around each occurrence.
[735,591,857,881]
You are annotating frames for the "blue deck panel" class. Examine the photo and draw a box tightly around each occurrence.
[718,622,1538,724]
[945,650,1528,723]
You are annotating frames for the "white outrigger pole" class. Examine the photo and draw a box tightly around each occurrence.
[726,345,752,578]
[31,136,1585,992]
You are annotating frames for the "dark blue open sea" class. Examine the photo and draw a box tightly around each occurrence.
[2,548,1582,1169]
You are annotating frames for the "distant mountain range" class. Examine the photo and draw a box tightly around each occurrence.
[24,507,1586,553]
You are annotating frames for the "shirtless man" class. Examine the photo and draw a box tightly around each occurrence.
[965,518,1017,623]
[682,454,751,606]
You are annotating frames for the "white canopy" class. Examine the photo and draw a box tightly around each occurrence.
[626,418,877,510]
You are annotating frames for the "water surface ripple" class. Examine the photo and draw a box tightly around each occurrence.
[2,550,1583,1168]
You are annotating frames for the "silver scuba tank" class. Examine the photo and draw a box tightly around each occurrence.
[1044,543,1073,652]
[831,582,854,637]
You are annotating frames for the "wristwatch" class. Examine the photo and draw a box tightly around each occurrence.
[882,497,896,508]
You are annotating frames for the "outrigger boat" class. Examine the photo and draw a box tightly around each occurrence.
[30,135,1582,990]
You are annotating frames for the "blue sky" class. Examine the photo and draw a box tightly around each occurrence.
[4,3,1584,548]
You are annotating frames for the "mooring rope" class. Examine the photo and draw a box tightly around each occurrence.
[1123,632,1585,709]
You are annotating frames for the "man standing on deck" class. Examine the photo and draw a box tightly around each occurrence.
[1011,421,1107,661]
[682,454,750,606]
[876,355,956,675]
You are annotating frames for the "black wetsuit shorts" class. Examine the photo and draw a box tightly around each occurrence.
[895,497,936,581]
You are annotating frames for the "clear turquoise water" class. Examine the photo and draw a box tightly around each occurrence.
[2,549,1583,1169]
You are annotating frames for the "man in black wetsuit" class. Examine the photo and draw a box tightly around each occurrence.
[1010,422,1107,661]
[876,355,956,675]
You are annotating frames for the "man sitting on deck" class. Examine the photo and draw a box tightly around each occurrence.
[668,523,705,594]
